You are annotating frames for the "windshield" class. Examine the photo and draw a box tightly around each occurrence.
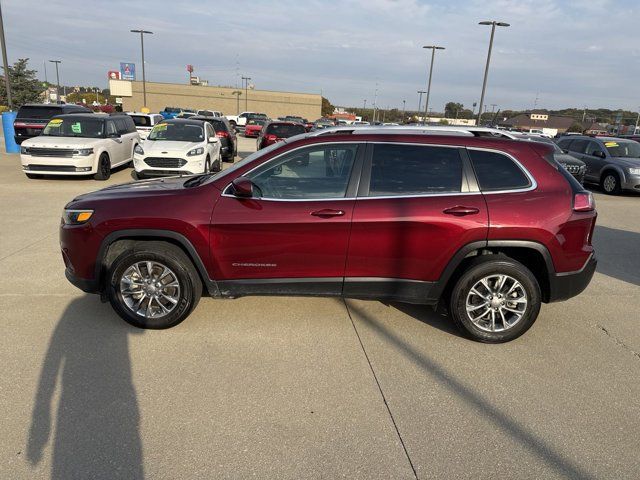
[266,124,306,137]
[42,117,104,138]
[17,105,62,119]
[247,119,265,126]
[148,123,204,142]
[603,140,640,158]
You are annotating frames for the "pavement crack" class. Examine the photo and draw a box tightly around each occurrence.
[342,299,419,480]
[0,233,55,262]
[596,324,640,360]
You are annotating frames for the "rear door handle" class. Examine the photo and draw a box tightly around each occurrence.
[443,206,480,216]
[311,209,345,218]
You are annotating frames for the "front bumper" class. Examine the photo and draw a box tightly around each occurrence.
[548,254,597,302]
[65,268,99,293]
[133,153,205,177]
[621,173,640,192]
[21,154,97,175]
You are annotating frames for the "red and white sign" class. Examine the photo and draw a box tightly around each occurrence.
[187,64,194,73]
[108,71,120,80]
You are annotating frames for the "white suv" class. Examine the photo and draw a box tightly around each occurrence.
[20,114,139,180]
[127,112,164,140]
[133,118,222,178]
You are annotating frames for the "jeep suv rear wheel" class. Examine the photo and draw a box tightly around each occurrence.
[106,242,202,329]
[450,256,541,343]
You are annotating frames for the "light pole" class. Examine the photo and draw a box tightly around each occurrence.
[422,45,445,122]
[635,107,640,134]
[0,2,12,109]
[49,60,62,103]
[241,76,251,111]
[130,29,153,109]
[477,20,509,125]
[417,90,426,119]
[402,99,406,122]
[232,90,242,115]
[363,99,367,120]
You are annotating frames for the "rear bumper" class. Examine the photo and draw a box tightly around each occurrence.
[65,268,99,294]
[547,254,597,302]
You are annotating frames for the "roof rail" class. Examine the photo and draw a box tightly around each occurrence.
[308,125,518,139]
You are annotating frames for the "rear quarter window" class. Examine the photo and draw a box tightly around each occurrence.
[17,105,62,119]
[468,149,531,192]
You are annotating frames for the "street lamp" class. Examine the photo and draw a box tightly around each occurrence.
[422,45,445,122]
[477,20,509,125]
[402,99,406,122]
[417,90,426,118]
[48,60,62,103]
[241,76,251,111]
[130,29,153,109]
[0,2,12,109]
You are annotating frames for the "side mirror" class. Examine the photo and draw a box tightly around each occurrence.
[108,132,120,138]
[208,136,218,143]
[230,177,256,198]
[562,149,569,154]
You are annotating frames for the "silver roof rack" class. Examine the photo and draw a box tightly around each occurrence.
[308,125,518,139]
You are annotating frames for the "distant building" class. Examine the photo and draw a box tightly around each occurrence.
[502,111,575,136]
[584,122,607,135]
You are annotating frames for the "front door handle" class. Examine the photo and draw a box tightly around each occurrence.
[443,206,480,216]
[311,209,345,218]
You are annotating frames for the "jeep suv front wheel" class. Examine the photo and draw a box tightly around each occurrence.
[449,256,541,343]
[106,242,202,329]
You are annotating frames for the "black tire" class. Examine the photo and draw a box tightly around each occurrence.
[94,153,111,181]
[212,155,222,172]
[600,171,621,195]
[25,173,42,179]
[204,156,211,174]
[107,242,202,329]
[449,255,541,343]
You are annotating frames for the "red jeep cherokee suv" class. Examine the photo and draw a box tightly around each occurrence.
[60,129,597,342]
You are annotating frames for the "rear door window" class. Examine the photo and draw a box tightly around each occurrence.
[569,139,589,154]
[265,124,306,137]
[468,150,531,192]
[368,144,463,196]
[130,115,151,127]
[114,118,129,134]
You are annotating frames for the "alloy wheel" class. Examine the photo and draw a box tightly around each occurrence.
[119,261,181,318]
[603,175,616,193]
[465,274,528,332]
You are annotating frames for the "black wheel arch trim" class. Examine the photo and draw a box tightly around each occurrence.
[95,229,219,296]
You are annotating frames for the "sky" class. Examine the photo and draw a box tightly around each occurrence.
[4,0,640,112]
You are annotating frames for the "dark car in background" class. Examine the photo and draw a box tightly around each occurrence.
[516,134,586,184]
[191,115,237,162]
[557,135,640,194]
[13,103,92,144]
[257,121,306,149]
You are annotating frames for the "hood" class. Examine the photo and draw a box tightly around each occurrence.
[67,176,202,207]
[23,136,104,148]
[610,156,640,168]
[141,140,202,154]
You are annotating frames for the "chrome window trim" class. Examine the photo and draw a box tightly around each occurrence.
[221,141,363,202]
[466,146,538,195]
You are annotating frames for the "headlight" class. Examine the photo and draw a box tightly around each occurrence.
[62,209,94,225]
[20,146,30,154]
[134,144,144,155]
[187,147,204,156]
[74,148,94,156]
[629,167,640,175]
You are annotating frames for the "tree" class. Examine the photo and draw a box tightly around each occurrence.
[444,102,464,118]
[321,97,334,117]
[0,58,44,108]
[567,122,584,133]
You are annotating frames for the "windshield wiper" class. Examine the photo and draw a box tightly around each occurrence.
[183,173,213,188]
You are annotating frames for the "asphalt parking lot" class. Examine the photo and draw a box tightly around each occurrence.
[1,134,640,479]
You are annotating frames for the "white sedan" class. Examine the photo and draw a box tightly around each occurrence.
[133,118,222,178]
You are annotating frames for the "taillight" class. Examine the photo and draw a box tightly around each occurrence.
[216,131,229,138]
[265,134,277,141]
[573,192,595,212]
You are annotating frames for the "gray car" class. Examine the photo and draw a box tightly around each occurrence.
[557,135,640,194]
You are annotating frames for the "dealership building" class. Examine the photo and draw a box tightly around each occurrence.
[109,80,322,120]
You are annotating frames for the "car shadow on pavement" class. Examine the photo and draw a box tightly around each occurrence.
[343,299,596,480]
[388,302,464,338]
[592,226,640,287]
[27,296,145,480]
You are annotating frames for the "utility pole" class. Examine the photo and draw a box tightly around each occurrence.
[231,90,242,115]
[422,45,445,122]
[372,83,378,123]
[362,99,367,121]
[582,106,587,124]
[402,99,406,122]
[0,2,11,109]
[241,76,251,112]
[477,20,509,125]
[49,60,61,103]
[130,29,153,109]
[635,107,639,134]
[417,90,426,120]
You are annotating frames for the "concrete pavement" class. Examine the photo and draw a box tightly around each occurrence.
[1,135,639,479]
